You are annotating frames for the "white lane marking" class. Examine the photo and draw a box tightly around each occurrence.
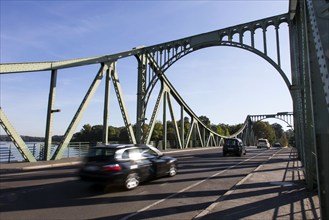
[120,150,272,220]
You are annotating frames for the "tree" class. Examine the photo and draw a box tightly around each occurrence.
[253,121,276,144]
[199,115,211,128]
[285,129,295,147]
[151,121,163,141]
[217,124,230,136]
[108,126,120,141]
[228,124,243,135]
[279,133,289,147]
[271,123,283,140]
[118,127,129,142]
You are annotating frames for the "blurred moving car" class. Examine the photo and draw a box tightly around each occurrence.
[257,139,271,149]
[79,144,177,190]
[223,138,246,157]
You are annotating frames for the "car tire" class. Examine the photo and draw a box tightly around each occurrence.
[168,164,177,177]
[124,173,140,190]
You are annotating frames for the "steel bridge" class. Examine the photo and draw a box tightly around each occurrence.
[0,0,328,218]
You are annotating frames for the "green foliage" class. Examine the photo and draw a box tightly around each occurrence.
[199,115,211,127]
[151,121,163,141]
[253,121,276,144]
[70,118,295,147]
[271,123,283,139]
[228,124,243,135]
[216,123,230,136]
[279,133,289,146]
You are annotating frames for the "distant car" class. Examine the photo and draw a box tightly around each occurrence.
[223,138,246,157]
[273,142,282,148]
[79,144,177,190]
[257,139,271,149]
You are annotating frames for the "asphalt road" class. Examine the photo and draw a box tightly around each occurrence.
[0,146,281,220]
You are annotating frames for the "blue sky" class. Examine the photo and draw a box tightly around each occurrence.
[0,0,292,137]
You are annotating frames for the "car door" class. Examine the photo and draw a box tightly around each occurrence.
[126,148,152,181]
[141,147,167,177]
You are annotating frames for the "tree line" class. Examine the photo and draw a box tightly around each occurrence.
[72,115,294,147]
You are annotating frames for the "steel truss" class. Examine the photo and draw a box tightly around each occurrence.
[0,11,295,160]
[0,1,328,217]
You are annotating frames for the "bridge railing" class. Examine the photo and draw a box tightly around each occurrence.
[0,142,91,163]
[0,140,199,163]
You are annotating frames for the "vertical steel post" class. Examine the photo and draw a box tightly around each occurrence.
[136,55,147,144]
[103,68,110,144]
[275,25,281,67]
[44,69,57,161]
[162,91,167,150]
[262,27,267,55]
[251,29,255,48]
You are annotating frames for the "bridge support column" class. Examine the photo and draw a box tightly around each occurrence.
[102,68,110,144]
[162,91,167,150]
[44,69,58,161]
[180,106,184,148]
[136,55,147,144]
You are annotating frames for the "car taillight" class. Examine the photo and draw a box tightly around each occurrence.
[102,164,121,171]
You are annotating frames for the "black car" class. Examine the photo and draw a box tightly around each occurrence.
[79,144,177,190]
[223,138,246,157]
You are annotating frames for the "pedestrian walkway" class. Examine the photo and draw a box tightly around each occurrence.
[194,147,321,219]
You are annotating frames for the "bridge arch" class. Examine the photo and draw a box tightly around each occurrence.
[157,41,292,96]
[254,117,293,129]
[249,113,294,129]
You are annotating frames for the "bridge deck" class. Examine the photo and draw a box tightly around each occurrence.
[0,147,320,219]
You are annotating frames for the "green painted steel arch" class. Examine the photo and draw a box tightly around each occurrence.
[159,41,292,97]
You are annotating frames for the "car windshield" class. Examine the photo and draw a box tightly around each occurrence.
[87,147,116,161]
[258,140,266,143]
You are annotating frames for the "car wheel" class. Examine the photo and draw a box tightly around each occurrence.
[168,164,177,177]
[125,173,140,190]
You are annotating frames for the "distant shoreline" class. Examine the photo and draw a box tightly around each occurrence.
[0,135,63,142]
